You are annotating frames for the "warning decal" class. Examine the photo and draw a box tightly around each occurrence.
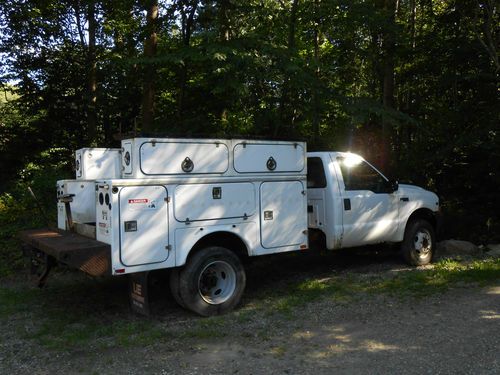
[129,198,148,204]
[127,198,158,210]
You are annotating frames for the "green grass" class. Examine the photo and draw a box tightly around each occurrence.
[371,258,500,297]
[260,257,500,315]
[21,306,172,350]
[0,276,173,350]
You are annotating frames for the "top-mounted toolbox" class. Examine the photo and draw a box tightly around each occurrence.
[120,137,306,179]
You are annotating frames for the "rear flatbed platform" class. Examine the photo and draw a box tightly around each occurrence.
[19,228,111,276]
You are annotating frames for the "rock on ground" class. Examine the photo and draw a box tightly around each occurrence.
[437,240,481,257]
[486,244,500,257]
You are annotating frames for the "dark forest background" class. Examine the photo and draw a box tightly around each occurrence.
[0,0,499,259]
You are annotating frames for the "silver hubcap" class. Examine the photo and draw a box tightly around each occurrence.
[198,261,236,305]
[413,229,432,259]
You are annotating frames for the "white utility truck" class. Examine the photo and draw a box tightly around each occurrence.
[21,137,439,316]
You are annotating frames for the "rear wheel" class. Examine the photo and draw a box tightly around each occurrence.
[401,219,435,266]
[171,246,246,316]
[169,268,186,309]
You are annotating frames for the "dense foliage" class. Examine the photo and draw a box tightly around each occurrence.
[0,0,499,246]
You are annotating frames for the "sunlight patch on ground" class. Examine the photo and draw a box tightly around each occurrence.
[485,286,500,295]
[325,327,352,343]
[480,310,500,320]
[361,340,400,352]
[292,330,315,340]
[308,338,402,359]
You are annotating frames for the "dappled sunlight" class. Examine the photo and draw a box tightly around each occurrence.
[174,182,256,221]
[139,140,229,175]
[292,330,316,340]
[295,325,407,360]
[479,310,500,320]
[361,339,401,353]
[341,195,400,247]
[259,180,307,250]
[307,335,403,358]
[324,327,352,343]
[485,286,500,295]
[310,345,347,358]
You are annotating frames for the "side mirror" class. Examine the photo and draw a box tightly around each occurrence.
[390,179,399,193]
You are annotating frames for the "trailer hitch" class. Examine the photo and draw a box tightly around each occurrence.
[35,255,54,288]
[24,245,55,288]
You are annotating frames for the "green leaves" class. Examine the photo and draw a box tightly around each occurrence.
[0,0,498,241]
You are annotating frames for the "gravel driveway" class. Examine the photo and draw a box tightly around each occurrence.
[99,285,499,375]
[1,249,499,374]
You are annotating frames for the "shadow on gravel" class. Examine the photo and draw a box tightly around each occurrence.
[244,245,402,294]
[151,245,403,316]
[1,245,405,323]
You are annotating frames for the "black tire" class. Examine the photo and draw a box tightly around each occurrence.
[173,246,246,316]
[169,268,187,309]
[401,219,435,266]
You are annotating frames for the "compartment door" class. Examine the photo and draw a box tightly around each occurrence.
[234,143,305,173]
[260,181,307,248]
[140,141,229,175]
[174,183,255,222]
[119,185,169,266]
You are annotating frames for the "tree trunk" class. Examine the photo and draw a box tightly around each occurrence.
[177,1,198,123]
[474,0,499,72]
[380,0,397,171]
[141,0,158,134]
[275,0,299,137]
[219,0,231,131]
[312,0,321,146]
[87,0,97,143]
[219,0,231,41]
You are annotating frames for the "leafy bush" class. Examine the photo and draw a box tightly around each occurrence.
[0,150,72,277]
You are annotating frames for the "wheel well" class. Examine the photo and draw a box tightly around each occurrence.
[189,231,249,261]
[407,208,437,232]
[308,228,327,251]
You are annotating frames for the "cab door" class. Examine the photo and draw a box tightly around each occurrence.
[336,156,399,247]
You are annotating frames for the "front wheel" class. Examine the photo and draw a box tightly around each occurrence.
[401,219,435,266]
[171,246,246,316]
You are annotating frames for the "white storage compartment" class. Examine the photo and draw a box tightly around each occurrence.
[56,180,96,228]
[75,148,121,180]
[122,138,229,178]
[233,142,306,173]
[260,181,308,248]
[174,182,256,222]
[118,185,169,266]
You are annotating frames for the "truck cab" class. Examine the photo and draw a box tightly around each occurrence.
[307,152,440,265]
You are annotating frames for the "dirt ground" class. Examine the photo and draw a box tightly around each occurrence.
[1,249,499,374]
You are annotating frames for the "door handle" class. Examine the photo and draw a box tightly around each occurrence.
[343,198,351,211]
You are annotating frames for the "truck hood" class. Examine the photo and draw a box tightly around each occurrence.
[398,183,426,194]
[398,183,439,211]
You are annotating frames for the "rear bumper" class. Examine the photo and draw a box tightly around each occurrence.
[19,228,111,276]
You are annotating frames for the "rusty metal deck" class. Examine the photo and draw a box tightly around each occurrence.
[19,228,111,276]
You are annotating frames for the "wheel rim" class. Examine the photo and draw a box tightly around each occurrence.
[413,228,432,259]
[198,261,236,305]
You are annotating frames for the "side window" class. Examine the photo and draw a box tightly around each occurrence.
[307,157,327,188]
[339,158,387,193]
